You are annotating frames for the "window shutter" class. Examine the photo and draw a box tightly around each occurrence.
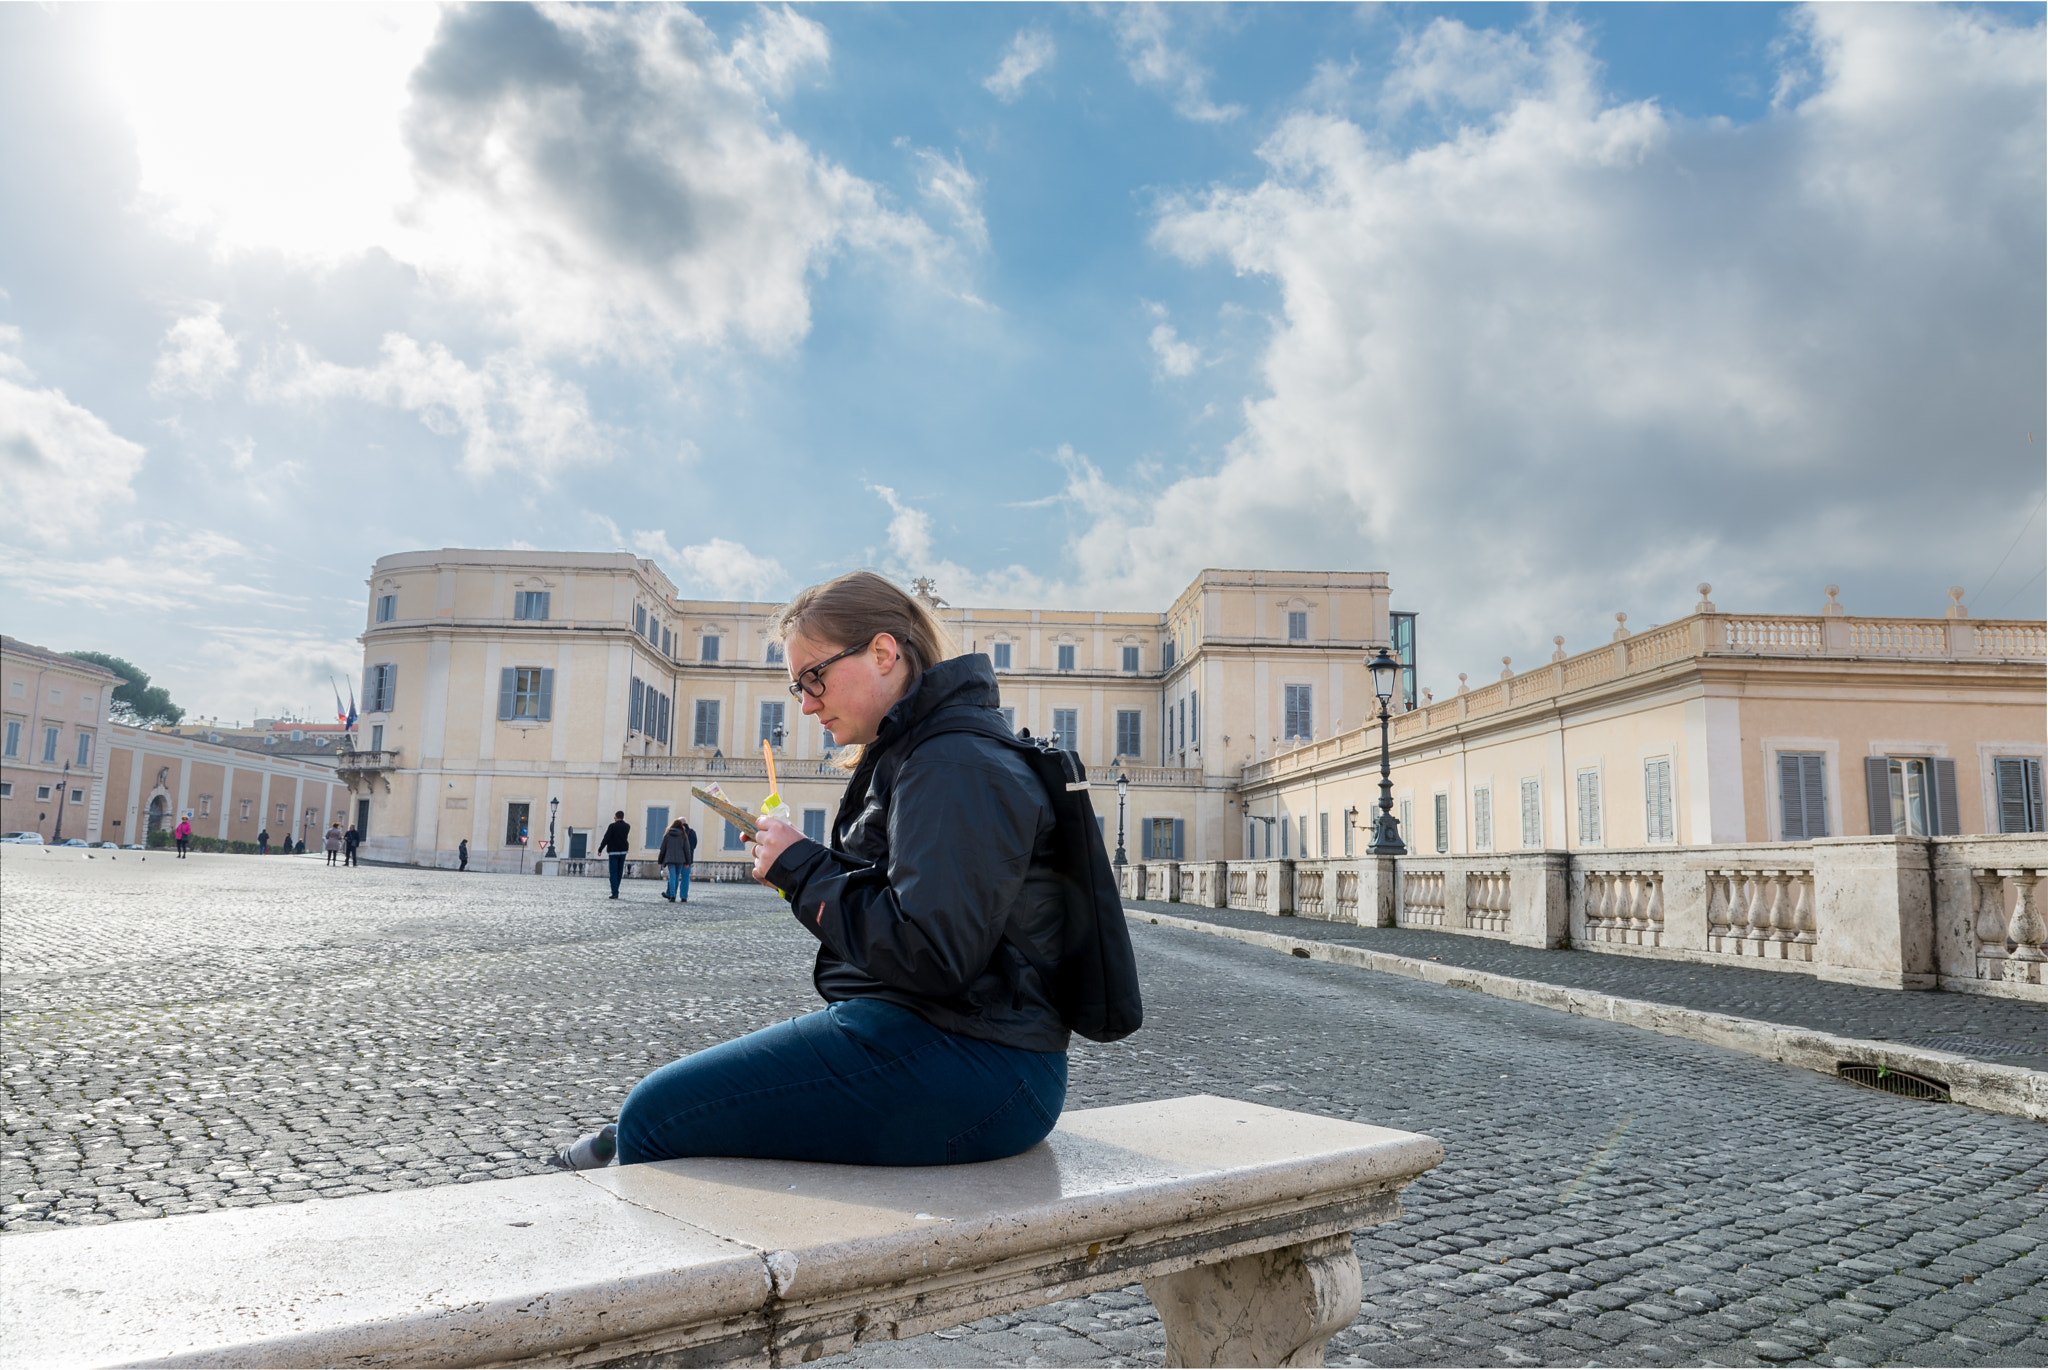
[538,592,551,621]
[1999,757,2045,833]
[2031,759,2045,832]
[1434,793,1449,853]
[537,669,554,722]
[1142,821,1154,860]
[629,678,642,733]
[1174,818,1186,860]
[1521,779,1541,848]
[1777,752,1805,839]
[1800,754,1827,838]
[380,664,396,713]
[1933,758,1961,836]
[498,668,517,721]
[1190,691,1199,749]
[1864,757,1893,835]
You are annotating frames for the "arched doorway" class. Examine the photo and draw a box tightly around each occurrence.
[145,795,167,840]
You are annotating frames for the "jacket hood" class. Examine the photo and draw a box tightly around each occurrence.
[874,653,1000,744]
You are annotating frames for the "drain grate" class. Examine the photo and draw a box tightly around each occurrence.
[1902,1035,2041,1059]
[1838,1062,1951,1102]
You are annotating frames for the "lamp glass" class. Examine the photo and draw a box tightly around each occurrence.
[1369,650,1398,701]
[1117,774,1129,797]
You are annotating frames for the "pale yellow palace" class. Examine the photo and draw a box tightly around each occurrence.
[341,550,2045,873]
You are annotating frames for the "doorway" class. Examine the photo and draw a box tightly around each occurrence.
[355,798,370,836]
[567,829,588,859]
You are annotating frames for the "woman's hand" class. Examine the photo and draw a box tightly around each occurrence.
[747,817,804,886]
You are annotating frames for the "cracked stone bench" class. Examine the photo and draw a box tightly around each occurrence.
[0,1095,1442,1369]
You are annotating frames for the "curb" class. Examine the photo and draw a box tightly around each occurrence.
[1135,911,2048,1123]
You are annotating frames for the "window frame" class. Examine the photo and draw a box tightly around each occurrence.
[700,635,721,663]
[1056,643,1076,672]
[991,641,1012,670]
[513,590,550,621]
[1287,610,1308,641]
[692,699,721,748]
[1282,683,1314,740]
[1121,645,1140,672]
[1051,707,1080,748]
[1643,757,1675,844]
[1115,709,1143,759]
[375,593,396,623]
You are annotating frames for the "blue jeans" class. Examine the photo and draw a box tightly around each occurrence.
[665,863,691,900]
[616,999,1067,1167]
[607,852,626,895]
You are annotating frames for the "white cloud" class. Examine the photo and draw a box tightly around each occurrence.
[631,530,788,602]
[0,527,286,615]
[985,29,1055,102]
[906,147,989,252]
[0,335,146,545]
[149,304,240,398]
[252,335,608,478]
[1148,323,1201,377]
[1034,4,2043,684]
[1111,6,1241,124]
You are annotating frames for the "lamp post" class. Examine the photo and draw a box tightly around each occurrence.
[1114,771,1130,868]
[546,796,559,858]
[50,761,71,845]
[1366,648,1406,855]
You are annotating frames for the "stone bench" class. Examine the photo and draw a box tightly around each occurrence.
[0,1095,1442,1369]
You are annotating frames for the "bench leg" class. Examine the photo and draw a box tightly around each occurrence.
[1142,1233,1363,1368]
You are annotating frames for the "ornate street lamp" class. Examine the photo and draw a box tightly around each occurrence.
[546,795,559,858]
[50,761,71,845]
[1114,771,1130,868]
[1366,648,1406,855]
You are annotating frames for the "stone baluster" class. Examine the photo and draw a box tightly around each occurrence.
[2000,868,2045,984]
[1724,870,1751,955]
[1705,871,1730,952]
[1791,874,1816,959]
[1973,870,2010,981]
[1644,871,1664,943]
[1746,872,1775,957]
[1593,872,1614,941]
[1767,870,1798,957]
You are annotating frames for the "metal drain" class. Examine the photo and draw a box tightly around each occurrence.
[1838,1062,1951,1102]
[1902,1035,2040,1059]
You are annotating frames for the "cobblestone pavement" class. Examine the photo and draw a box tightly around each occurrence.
[1128,901,2048,1066]
[3,851,2043,1368]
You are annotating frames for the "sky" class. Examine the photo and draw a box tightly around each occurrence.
[1,2,2043,724]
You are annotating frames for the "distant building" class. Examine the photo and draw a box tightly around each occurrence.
[0,637,117,840]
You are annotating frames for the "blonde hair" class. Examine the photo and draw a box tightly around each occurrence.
[776,572,956,768]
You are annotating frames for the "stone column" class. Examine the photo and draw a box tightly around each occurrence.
[1353,856,1398,927]
[1143,1233,1363,1369]
[1811,836,1936,990]
[1507,852,1569,948]
[1264,860,1295,915]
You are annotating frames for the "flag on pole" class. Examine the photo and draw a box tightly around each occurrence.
[331,678,347,726]
[346,682,358,732]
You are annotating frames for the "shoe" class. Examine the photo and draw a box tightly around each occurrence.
[546,1124,617,1171]
[609,892,619,899]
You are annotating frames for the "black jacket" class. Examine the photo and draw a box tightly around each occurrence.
[658,825,697,865]
[767,655,1068,1053]
[597,820,631,855]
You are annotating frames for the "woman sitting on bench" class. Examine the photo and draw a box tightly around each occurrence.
[551,571,1070,1170]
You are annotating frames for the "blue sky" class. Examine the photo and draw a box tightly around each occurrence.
[1,2,2042,722]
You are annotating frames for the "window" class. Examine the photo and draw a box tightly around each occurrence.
[1399,798,1412,844]
[723,819,746,851]
[1122,645,1140,672]
[1280,815,1290,857]
[1343,811,1354,857]
[0,782,10,799]
[1390,611,1419,711]
[764,642,784,665]
[634,605,647,637]
[514,590,550,621]
[802,809,827,844]
[998,707,1016,734]
[276,804,287,823]
[2,720,16,757]
[505,802,530,846]
[1643,759,1675,843]
[1995,757,2045,833]
[1287,610,1308,641]
[75,731,92,768]
[630,677,644,732]
[1162,640,1176,670]
[36,785,50,801]
[1143,816,1184,860]
[370,724,384,751]
[290,729,304,741]
[1319,811,1330,856]
[42,726,58,762]
[701,635,721,662]
[1576,769,1603,846]
[1777,753,1828,841]
[1190,691,1199,751]
[760,700,786,747]
[1052,708,1079,747]
[992,641,1012,669]
[1057,643,1076,671]
[68,789,82,803]
[1283,684,1313,740]
[499,667,555,722]
[199,795,212,818]
[364,663,397,714]
[1176,699,1186,754]
[1116,710,1143,758]
[693,700,720,748]
[662,628,672,657]
[240,799,252,821]
[1433,793,1449,853]
[376,594,396,623]
[645,807,669,850]
[1868,756,1957,837]
[1473,787,1492,851]
[1521,778,1542,848]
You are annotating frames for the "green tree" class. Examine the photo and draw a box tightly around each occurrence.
[67,651,186,727]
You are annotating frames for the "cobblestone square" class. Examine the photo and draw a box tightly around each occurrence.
[2,851,2041,1367]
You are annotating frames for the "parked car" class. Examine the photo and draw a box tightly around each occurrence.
[59,838,88,847]
[121,843,146,850]
[89,841,119,849]
[0,832,45,845]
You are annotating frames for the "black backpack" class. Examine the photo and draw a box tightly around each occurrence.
[894,716,1144,1043]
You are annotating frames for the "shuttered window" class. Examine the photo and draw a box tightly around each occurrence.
[1190,691,1199,751]
[629,677,644,733]
[1052,708,1079,747]
[802,809,827,844]
[724,820,746,850]
[1399,798,1412,845]
[1576,769,1602,846]
[1520,778,1542,848]
[1472,787,1492,851]
[1995,757,2045,833]
[498,667,554,721]
[1283,684,1313,740]
[376,594,396,623]
[1140,816,1184,860]
[693,700,720,748]
[644,807,668,850]
[1644,758,1675,843]
[1122,645,1140,672]
[1116,710,1142,758]
[1287,611,1308,640]
[1319,811,1330,856]
[514,591,549,620]
[1057,644,1076,671]
[1870,756,1960,836]
[700,636,720,662]
[1778,753,1828,840]
[364,663,396,714]
[759,701,785,747]
[992,642,1011,669]
[1433,792,1449,853]
[634,605,647,637]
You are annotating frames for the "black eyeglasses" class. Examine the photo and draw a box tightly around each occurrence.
[787,638,875,699]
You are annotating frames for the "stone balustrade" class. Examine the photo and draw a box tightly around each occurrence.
[1122,837,2048,1000]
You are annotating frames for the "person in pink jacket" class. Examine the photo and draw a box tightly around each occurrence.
[173,818,192,859]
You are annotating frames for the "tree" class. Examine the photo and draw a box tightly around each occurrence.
[67,651,186,727]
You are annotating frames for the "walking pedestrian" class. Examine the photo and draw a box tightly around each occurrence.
[548,570,1096,1172]
[343,824,361,867]
[324,823,343,866]
[658,816,697,902]
[596,811,631,898]
[457,838,469,872]
[173,818,192,858]
[257,827,270,856]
